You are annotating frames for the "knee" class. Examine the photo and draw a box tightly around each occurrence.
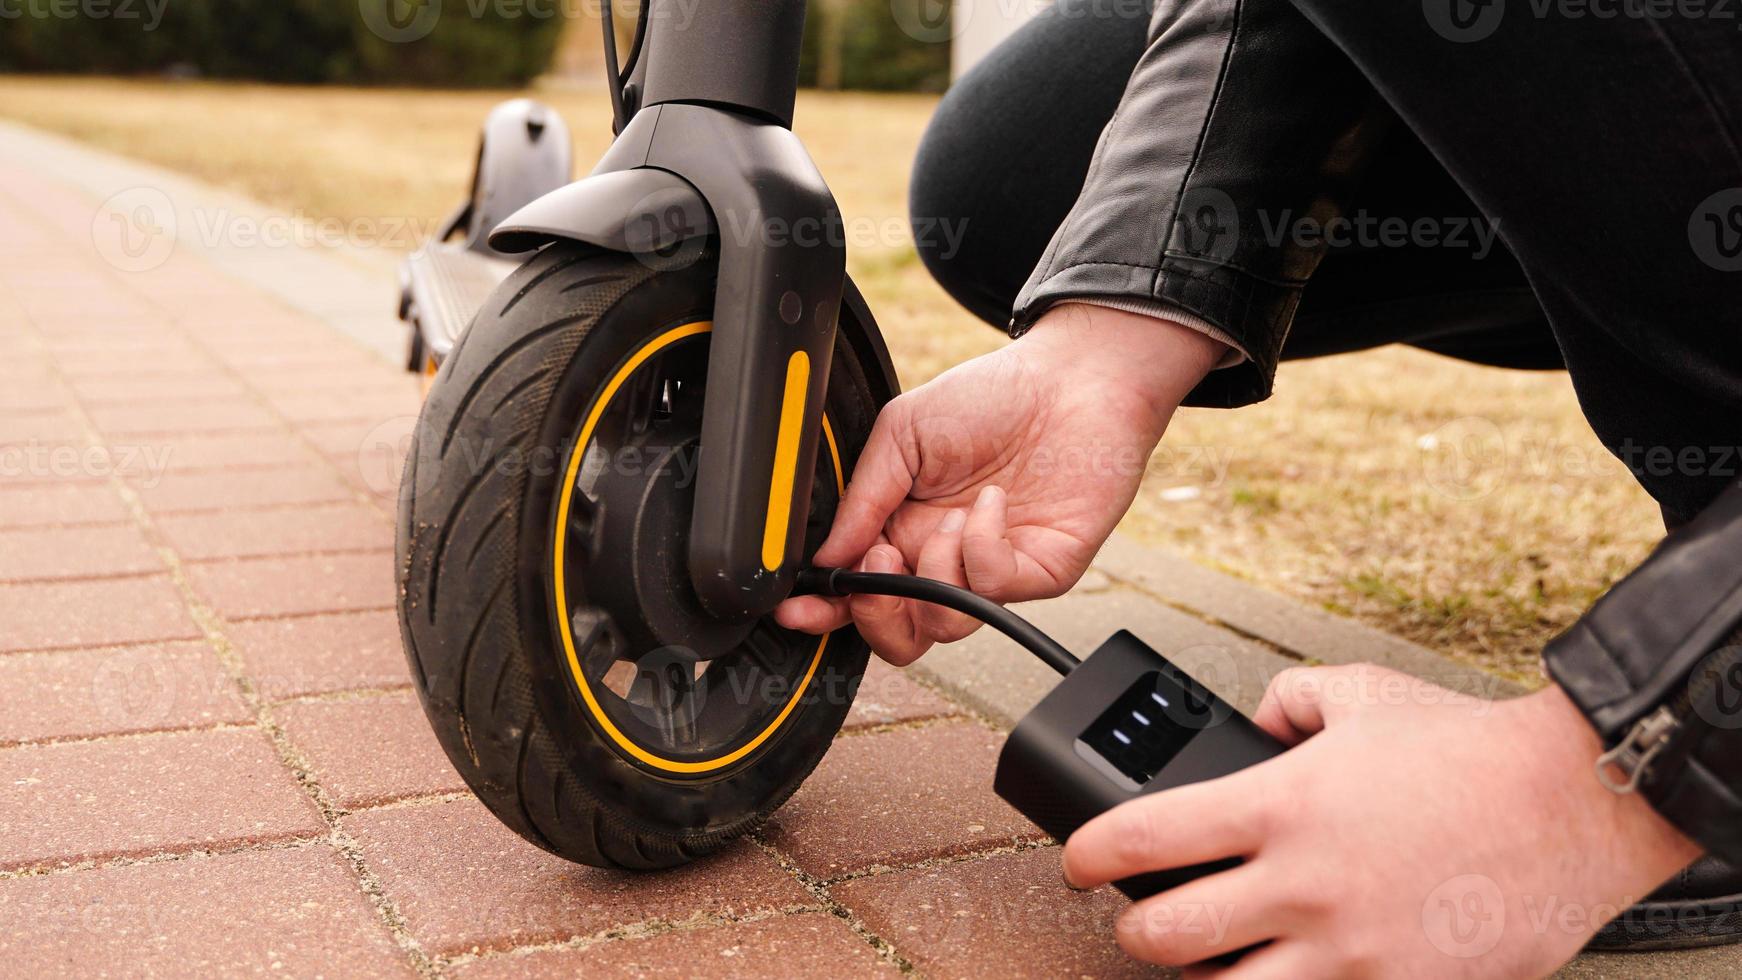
[907,69,1024,329]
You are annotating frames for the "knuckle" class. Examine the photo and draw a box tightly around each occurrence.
[1115,903,1194,967]
[1108,804,1164,870]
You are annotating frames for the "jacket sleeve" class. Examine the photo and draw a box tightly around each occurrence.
[1011,0,1385,408]
[1544,480,1742,863]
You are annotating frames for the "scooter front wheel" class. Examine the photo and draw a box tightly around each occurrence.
[396,245,883,869]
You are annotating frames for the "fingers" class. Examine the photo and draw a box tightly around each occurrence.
[813,405,915,569]
[1250,667,1332,746]
[961,483,1066,605]
[772,594,851,634]
[1062,773,1269,890]
[961,485,1020,600]
[911,509,982,643]
[1181,940,1313,980]
[848,544,932,666]
[1250,663,1431,746]
[1116,866,1282,967]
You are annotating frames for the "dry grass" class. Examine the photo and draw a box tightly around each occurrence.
[0,75,1664,682]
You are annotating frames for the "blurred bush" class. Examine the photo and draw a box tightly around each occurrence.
[0,0,563,87]
[0,0,944,91]
[801,0,952,93]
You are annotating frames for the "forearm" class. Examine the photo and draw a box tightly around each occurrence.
[1011,302,1230,441]
[1527,683,1702,887]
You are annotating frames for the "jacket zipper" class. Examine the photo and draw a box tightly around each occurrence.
[1595,628,1742,795]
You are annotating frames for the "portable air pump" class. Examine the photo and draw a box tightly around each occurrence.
[796,568,1285,900]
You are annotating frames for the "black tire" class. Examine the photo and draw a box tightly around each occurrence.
[396,245,883,869]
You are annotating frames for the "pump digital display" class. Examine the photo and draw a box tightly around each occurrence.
[1077,671,1202,784]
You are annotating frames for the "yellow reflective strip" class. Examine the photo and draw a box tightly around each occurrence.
[760,350,811,572]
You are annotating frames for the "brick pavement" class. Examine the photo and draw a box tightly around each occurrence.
[0,120,1732,978]
[0,137,1163,979]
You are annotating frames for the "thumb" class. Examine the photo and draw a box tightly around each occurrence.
[1252,663,1410,746]
[814,402,915,568]
[1250,666,1337,747]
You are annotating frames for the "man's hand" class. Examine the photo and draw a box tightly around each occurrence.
[774,303,1227,663]
[1064,666,1701,977]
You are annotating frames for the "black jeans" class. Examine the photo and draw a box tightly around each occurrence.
[909,0,1742,524]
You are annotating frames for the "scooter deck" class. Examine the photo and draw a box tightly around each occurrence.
[402,242,517,363]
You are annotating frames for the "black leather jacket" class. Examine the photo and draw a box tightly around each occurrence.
[1544,483,1742,863]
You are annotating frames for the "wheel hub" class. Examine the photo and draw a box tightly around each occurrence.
[587,432,756,661]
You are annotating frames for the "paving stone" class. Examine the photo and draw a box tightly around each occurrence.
[265,388,423,425]
[155,501,390,560]
[456,912,894,979]
[0,523,163,582]
[22,287,154,320]
[0,410,84,446]
[227,609,411,700]
[128,464,355,514]
[68,371,249,404]
[0,641,249,745]
[120,431,324,475]
[298,417,394,456]
[0,376,69,413]
[0,575,200,653]
[251,367,422,396]
[0,481,129,528]
[345,796,814,956]
[85,398,282,438]
[831,848,1152,980]
[844,658,960,731]
[197,321,366,352]
[275,692,461,809]
[0,846,413,977]
[220,345,383,373]
[0,728,323,870]
[327,449,403,504]
[187,552,394,620]
[55,348,220,378]
[760,723,1043,878]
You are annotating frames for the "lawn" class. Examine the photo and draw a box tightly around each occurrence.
[0,75,1665,682]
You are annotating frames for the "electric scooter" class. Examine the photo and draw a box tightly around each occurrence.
[397,1,1283,892]
[396,0,899,869]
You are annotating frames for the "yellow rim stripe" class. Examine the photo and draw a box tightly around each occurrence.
[551,322,840,774]
[760,351,812,571]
